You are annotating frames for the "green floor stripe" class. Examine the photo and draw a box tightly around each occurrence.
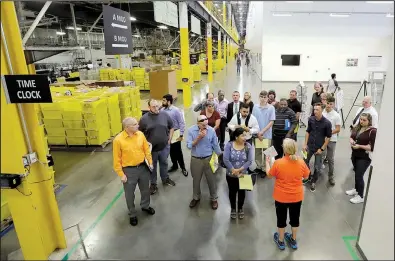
[342,236,360,261]
[62,188,124,261]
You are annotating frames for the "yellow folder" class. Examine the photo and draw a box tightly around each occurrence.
[209,153,219,173]
[239,175,253,190]
[255,138,269,149]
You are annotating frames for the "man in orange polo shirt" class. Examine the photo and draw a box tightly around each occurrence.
[113,117,155,226]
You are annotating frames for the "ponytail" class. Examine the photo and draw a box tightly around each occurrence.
[289,154,298,161]
[282,138,299,160]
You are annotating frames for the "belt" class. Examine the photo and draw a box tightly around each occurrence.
[192,155,211,160]
[125,162,145,168]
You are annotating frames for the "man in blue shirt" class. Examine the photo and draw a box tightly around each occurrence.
[252,90,276,178]
[162,94,188,177]
[187,115,222,210]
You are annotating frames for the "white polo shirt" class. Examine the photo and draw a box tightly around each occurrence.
[323,109,341,142]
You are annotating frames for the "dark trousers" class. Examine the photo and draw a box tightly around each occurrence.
[219,118,227,148]
[304,150,323,183]
[170,141,186,170]
[275,201,302,228]
[226,175,246,210]
[351,154,371,198]
[273,135,286,160]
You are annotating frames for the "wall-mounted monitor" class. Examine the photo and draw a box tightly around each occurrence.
[281,55,300,66]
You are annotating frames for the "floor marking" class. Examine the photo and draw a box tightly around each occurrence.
[61,187,124,261]
[342,236,360,260]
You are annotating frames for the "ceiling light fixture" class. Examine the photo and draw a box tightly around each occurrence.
[56,31,66,35]
[130,17,137,21]
[366,1,393,3]
[286,1,314,3]
[65,26,82,31]
[272,13,293,17]
[329,13,351,17]
[191,33,196,36]
[158,25,168,29]
[386,13,394,17]
[132,34,140,37]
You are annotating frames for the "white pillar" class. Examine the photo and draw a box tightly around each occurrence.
[357,32,394,260]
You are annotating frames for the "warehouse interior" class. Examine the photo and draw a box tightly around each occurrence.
[1,1,393,260]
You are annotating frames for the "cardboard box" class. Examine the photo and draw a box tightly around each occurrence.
[95,80,125,87]
[149,70,177,100]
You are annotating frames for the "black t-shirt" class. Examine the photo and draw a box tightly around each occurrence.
[287,99,302,113]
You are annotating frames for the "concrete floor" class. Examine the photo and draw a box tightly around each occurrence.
[1,61,369,260]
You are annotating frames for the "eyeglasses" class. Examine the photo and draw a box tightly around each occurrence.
[198,118,207,122]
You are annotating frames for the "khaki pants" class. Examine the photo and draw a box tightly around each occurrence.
[190,156,218,201]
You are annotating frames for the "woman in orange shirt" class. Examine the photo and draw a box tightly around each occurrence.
[266,138,310,250]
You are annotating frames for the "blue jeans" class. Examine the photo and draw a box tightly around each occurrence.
[151,145,170,184]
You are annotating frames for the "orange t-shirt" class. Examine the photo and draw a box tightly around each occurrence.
[269,156,310,203]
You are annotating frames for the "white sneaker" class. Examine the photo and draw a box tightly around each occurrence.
[345,188,358,196]
[350,195,364,204]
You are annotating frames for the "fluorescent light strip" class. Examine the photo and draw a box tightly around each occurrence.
[56,31,66,35]
[130,17,137,21]
[366,1,393,3]
[272,13,293,17]
[330,13,351,17]
[65,26,82,31]
[158,25,168,29]
[285,1,314,3]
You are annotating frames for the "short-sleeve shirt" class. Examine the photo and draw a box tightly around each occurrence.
[323,109,341,142]
[201,110,221,136]
[306,116,332,152]
[287,99,302,114]
[269,156,310,203]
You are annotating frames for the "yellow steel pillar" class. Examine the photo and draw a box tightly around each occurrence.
[1,2,66,260]
[27,63,36,74]
[179,2,191,108]
[217,30,222,70]
[206,22,213,83]
[224,36,227,64]
[222,1,226,27]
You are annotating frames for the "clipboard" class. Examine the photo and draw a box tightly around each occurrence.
[263,146,278,158]
[255,138,269,149]
[239,175,253,190]
[171,129,181,144]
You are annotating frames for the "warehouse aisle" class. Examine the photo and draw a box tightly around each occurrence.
[3,62,363,260]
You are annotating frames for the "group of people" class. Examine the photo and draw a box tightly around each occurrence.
[112,81,380,250]
[235,51,250,74]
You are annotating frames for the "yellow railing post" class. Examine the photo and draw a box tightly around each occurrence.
[1,2,66,260]
[179,2,192,108]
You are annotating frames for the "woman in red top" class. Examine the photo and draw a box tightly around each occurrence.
[200,100,220,137]
[266,138,310,250]
[346,113,377,204]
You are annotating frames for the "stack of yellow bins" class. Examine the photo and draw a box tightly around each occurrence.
[144,72,150,90]
[102,93,122,136]
[41,101,66,145]
[130,87,142,120]
[82,98,111,145]
[117,89,132,121]
[133,68,145,89]
[99,68,110,80]
[63,100,87,146]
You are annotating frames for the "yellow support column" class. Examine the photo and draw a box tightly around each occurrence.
[206,22,213,83]
[222,1,226,27]
[179,2,191,108]
[217,30,222,70]
[1,2,66,260]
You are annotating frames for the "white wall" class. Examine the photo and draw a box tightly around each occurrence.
[358,32,394,260]
[261,35,391,82]
[245,1,264,79]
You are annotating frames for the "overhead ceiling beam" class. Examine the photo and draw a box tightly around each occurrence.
[22,1,52,46]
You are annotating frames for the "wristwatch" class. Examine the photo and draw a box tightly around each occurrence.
[320,147,325,151]
[180,135,183,137]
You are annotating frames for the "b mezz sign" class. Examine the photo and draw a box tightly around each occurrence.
[2,75,52,104]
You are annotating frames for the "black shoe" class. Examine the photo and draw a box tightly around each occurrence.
[260,171,267,179]
[163,178,176,186]
[181,169,189,177]
[168,166,178,173]
[189,199,200,208]
[130,217,138,226]
[303,177,311,185]
[310,182,316,192]
[328,177,336,186]
[150,184,158,195]
[142,207,155,215]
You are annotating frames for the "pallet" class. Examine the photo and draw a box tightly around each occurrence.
[49,136,115,152]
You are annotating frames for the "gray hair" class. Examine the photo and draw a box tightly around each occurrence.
[122,117,137,129]
[206,100,215,107]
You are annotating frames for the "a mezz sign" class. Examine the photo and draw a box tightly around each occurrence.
[2,75,52,103]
